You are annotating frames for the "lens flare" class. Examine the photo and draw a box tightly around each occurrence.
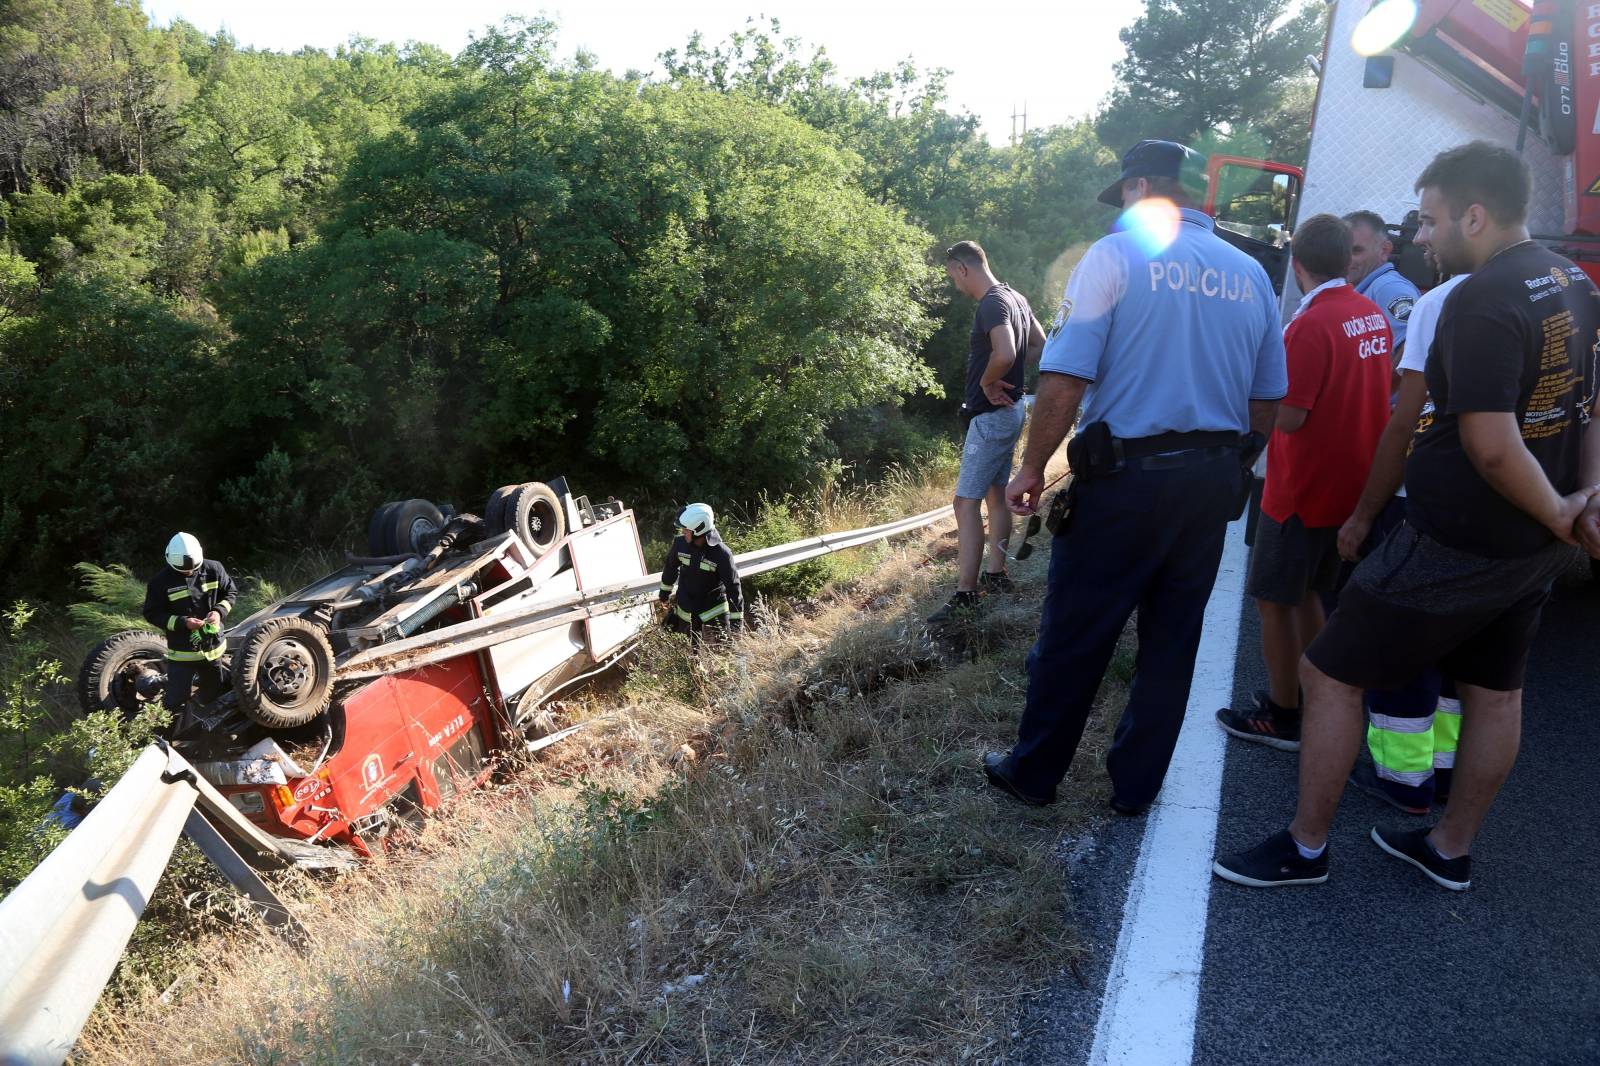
[1115,197,1182,257]
[1351,0,1419,57]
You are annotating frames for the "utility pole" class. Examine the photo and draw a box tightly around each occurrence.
[1010,103,1028,146]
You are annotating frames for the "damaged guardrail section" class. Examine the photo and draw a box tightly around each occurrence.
[0,746,195,1066]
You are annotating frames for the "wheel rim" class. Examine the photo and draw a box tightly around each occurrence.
[260,638,321,702]
[528,501,558,545]
[406,515,441,553]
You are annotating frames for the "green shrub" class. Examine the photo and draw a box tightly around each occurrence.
[725,496,834,602]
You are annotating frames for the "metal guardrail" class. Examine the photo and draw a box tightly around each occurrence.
[0,503,954,1064]
[339,504,954,679]
[0,744,353,1066]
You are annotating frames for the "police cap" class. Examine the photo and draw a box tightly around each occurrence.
[1097,139,1208,207]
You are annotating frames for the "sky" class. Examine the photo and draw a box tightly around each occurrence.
[138,0,1136,143]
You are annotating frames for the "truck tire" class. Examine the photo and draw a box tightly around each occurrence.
[77,629,167,719]
[386,499,446,557]
[367,501,403,556]
[232,617,336,729]
[505,482,565,557]
[484,485,517,535]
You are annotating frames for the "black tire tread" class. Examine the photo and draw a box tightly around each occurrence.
[485,485,517,534]
[506,481,566,557]
[77,628,166,717]
[367,501,403,556]
[385,499,445,557]
[232,617,336,729]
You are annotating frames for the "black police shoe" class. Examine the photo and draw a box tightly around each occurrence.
[1370,826,1471,891]
[981,751,1054,806]
[1215,690,1301,751]
[1212,830,1329,888]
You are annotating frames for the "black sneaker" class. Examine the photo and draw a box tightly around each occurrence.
[1215,690,1301,751]
[927,590,980,625]
[980,570,1017,593]
[1347,759,1430,816]
[1212,829,1329,888]
[1370,826,1471,891]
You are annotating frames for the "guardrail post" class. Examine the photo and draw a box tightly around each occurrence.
[181,811,308,948]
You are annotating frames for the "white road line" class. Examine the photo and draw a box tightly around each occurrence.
[1086,517,1248,1066]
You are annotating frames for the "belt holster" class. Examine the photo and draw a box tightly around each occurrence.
[1065,421,1124,479]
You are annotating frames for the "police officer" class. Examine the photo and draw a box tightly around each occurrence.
[141,532,239,713]
[981,140,1288,813]
[659,503,744,639]
[1343,210,1420,361]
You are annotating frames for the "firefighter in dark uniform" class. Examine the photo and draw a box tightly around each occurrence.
[141,532,239,712]
[658,503,743,639]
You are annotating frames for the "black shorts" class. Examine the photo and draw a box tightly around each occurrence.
[1245,512,1341,605]
[1306,524,1571,692]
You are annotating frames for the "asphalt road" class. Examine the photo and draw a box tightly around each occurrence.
[1015,555,1600,1066]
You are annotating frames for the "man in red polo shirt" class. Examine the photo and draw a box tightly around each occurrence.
[1218,214,1393,750]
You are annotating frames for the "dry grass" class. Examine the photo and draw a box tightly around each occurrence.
[78,457,1133,1065]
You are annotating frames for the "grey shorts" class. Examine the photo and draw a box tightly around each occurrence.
[1245,512,1341,605]
[956,405,1026,499]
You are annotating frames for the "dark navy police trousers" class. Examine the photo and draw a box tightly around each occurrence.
[1009,449,1241,807]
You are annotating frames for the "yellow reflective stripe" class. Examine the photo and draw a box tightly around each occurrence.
[677,553,691,565]
[728,611,743,619]
[166,646,224,662]
[659,581,674,592]
[698,601,729,622]
[167,588,190,601]
[674,605,692,622]
[699,559,717,571]
[1366,721,1434,775]
[202,580,219,592]
[166,615,179,630]
[215,601,231,614]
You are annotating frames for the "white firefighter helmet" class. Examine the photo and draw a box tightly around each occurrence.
[165,532,203,573]
[677,503,715,537]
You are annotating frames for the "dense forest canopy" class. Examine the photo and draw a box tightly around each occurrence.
[0,0,1324,593]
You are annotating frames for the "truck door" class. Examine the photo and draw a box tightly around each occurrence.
[1205,156,1304,295]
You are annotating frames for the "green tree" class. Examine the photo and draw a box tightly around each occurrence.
[1096,0,1326,165]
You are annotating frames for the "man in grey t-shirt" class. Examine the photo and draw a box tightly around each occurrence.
[929,240,1044,625]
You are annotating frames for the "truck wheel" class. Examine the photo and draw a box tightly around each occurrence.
[386,499,446,556]
[484,485,517,535]
[77,629,167,719]
[233,617,336,729]
[367,501,403,556]
[505,482,565,557]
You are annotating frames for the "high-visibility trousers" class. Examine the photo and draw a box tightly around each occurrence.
[1366,671,1459,809]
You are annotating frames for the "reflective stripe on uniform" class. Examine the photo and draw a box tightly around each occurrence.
[660,581,674,592]
[215,601,231,615]
[677,553,691,565]
[698,601,729,622]
[1367,719,1434,782]
[674,605,692,623]
[1368,712,1433,734]
[202,580,219,592]
[1373,763,1434,787]
[699,559,717,571]
[167,587,190,601]
[1433,696,1462,768]
[728,611,743,620]
[166,615,179,630]
[167,646,225,662]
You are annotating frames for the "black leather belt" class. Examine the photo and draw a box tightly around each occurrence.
[1119,430,1241,460]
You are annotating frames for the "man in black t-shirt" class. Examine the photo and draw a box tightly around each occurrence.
[928,240,1044,624]
[1216,142,1600,894]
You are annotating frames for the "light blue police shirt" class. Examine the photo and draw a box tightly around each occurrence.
[1040,208,1288,439]
[1354,261,1418,353]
